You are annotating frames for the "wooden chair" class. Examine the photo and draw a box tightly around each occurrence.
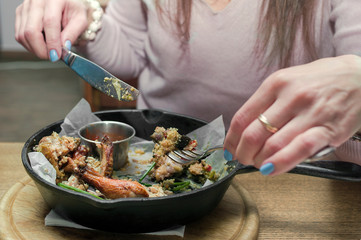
[83,78,138,112]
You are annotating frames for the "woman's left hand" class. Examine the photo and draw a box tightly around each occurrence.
[224,55,361,175]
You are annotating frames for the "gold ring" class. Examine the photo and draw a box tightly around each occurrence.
[258,114,278,133]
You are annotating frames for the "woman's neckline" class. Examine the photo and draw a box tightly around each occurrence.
[202,0,233,14]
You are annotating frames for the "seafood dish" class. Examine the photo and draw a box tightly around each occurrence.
[33,126,220,200]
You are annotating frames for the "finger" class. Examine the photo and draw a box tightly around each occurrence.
[253,90,347,168]
[235,100,293,166]
[224,108,255,160]
[252,101,313,168]
[224,72,281,158]
[25,0,48,59]
[17,0,32,52]
[260,126,331,176]
[15,4,22,42]
[236,95,295,167]
[253,119,302,168]
[43,0,65,61]
[232,71,284,127]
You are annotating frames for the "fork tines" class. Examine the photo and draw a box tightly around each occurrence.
[168,149,201,164]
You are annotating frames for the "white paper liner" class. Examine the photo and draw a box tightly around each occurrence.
[45,210,186,237]
[28,98,227,237]
[59,98,101,137]
[28,152,57,184]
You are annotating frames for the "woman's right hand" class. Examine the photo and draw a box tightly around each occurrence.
[15,0,88,61]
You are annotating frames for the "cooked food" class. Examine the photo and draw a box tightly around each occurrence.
[34,126,219,199]
[150,127,184,181]
[104,77,135,101]
[34,132,87,183]
[35,132,148,199]
[149,127,218,189]
[150,127,195,181]
[79,167,149,199]
[97,135,114,177]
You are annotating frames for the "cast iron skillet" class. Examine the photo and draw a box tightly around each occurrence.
[21,109,361,233]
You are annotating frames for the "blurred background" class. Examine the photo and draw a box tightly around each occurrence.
[0,0,135,142]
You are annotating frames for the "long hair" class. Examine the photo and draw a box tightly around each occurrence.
[154,0,192,43]
[152,0,318,68]
[257,0,317,68]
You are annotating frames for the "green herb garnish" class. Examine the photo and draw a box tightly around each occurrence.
[139,161,156,183]
[58,183,103,200]
[171,181,190,192]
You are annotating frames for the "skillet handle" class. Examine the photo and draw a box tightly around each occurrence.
[289,161,361,182]
[234,161,361,182]
[234,164,258,175]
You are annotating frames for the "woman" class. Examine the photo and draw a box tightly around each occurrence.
[15,0,361,176]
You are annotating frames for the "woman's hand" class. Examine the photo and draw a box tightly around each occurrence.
[15,0,88,61]
[224,55,361,175]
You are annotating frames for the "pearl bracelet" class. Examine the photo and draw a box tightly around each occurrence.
[80,0,104,41]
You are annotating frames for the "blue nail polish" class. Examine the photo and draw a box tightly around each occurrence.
[49,49,59,62]
[260,162,274,175]
[224,149,233,161]
[65,40,71,50]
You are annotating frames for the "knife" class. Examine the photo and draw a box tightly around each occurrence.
[61,47,139,102]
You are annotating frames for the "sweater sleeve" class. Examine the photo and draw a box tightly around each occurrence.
[335,139,361,164]
[330,0,361,56]
[330,0,361,163]
[79,0,148,80]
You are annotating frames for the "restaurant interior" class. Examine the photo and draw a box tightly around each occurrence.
[1,1,361,239]
[0,0,132,143]
[0,52,137,142]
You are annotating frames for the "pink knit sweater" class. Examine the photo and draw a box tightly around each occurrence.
[80,0,361,163]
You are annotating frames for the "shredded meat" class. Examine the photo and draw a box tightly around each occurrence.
[188,162,204,175]
[150,127,198,181]
[35,132,87,182]
[153,156,183,181]
[97,135,114,177]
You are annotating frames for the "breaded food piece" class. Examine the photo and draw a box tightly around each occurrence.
[34,132,86,182]
[150,127,198,181]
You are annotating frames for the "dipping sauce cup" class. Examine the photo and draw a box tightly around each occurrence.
[78,121,136,169]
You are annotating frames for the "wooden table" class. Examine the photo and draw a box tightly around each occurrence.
[1,142,361,239]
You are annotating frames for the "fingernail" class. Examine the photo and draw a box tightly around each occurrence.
[224,149,233,161]
[260,162,274,175]
[49,49,59,62]
[65,40,71,50]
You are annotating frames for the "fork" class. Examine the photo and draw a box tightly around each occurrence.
[167,144,224,165]
[167,144,336,165]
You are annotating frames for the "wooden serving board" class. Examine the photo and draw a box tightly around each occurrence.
[0,176,259,240]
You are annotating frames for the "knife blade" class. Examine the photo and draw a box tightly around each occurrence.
[61,47,139,102]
